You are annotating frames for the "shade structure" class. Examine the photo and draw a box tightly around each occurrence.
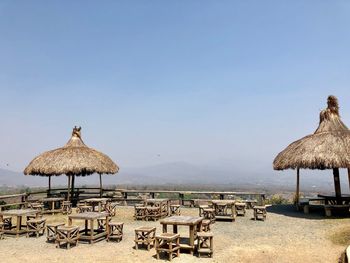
[273,96,350,204]
[24,126,119,200]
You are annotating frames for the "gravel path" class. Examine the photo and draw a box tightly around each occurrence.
[0,205,347,263]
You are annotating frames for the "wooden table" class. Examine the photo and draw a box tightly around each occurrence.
[68,212,109,244]
[317,194,350,205]
[144,198,169,218]
[160,215,203,255]
[84,198,110,212]
[41,197,64,214]
[211,200,236,221]
[0,209,39,237]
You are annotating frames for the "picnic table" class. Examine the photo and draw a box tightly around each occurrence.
[41,197,64,214]
[317,194,350,205]
[160,215,203,255]
[68,212,110,244]
[0,209,40,237]
[211,200,236,221]
[144,198,169,218]
[84,198,110,212]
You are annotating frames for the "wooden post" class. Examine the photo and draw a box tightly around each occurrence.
[296,168,300,206]
[99,174,102,198]
[48,176,51,192]
[333,168,341,204]
[67,175,71,201]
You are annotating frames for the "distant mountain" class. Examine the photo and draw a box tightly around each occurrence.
[0,162,344,192]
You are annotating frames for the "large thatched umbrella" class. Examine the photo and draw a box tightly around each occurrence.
[273,96,350,205]
[24,127,119,201]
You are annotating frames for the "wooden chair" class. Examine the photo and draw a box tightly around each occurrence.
[2,216,12,230]
[253,206,267,221]
[134,226,156,251]
[61,201,72,215]
[56,225,80,249]
[146,206,161,221]
[0,222,4,239]
[169,205,181,216]
[107,222,123,242]
[26,218,46,238]
[134,206,147,220]
[235,202,246,216]
[97,217,112,231]
[46,222,65,242]
[76,202,92,213]
[197,232,214,258]
[155,233,180,261]
[104,202,118,217]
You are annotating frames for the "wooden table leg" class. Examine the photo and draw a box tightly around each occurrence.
[16,216,20,237]
[52,201,55,215]
[189,225,194,255]
[85,220,88,235]
[163,224,167,233]
[173,225,178,233]
[90,219,94,244]
[68,217,72,226]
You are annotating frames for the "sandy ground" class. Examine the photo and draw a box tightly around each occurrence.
[0,205,347,263]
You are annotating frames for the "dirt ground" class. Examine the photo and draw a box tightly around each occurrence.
[0,205,347,263]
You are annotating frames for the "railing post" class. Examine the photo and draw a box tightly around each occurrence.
[179,193,184,206]
[219,194,224,200]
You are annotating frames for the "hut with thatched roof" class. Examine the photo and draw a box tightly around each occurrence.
[273,95,350,205]
[24,126,118,201]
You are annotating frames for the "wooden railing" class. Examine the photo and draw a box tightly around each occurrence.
[0,187,266,208]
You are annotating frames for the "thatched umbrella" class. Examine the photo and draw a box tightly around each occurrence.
[24,127,119,201]
[273,96,350,205]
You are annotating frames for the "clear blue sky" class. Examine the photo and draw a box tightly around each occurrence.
[1,1,350,175]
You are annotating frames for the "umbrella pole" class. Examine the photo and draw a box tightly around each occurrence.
[295,168,300,207]
[67,175,71,202]
[48,176,51,196]
[348,168,350,192]
[71,175,75,204]
[333,168,342,204]
[99,174,102,198]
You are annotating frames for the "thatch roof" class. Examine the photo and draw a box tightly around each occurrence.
[273,96,350,170]
[24,127,119,176]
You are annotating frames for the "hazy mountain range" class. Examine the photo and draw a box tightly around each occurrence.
[0,161,345,193]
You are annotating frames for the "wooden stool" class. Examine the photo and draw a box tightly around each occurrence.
[235,202,246,216]
[201,219,211,232]
[97,217,112,231]
[56,225,80,249]
[26,218,46,238]
[61,201,72,215]
[199,205,209,216]
[169,205,181,216]
[253,206,267,221]
[134,226,156,251]
[47,222,65,242]
[0,222,4,239]
[134,206,147,220]
[203,208,216,223]
[2,216,12,230]
[197,232,214,258]
[155,233,180,261]
[146,207,161,221]
[107,222,123,242]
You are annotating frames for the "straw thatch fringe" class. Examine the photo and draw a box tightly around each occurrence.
[24,127,118,176]
[273,96,350,170]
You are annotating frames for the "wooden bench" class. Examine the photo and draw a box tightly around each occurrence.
[134,226,156,251]
[155,233,180,261]
[324,204,350,217]
[56,225,80,249]
[197,232,214,258]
